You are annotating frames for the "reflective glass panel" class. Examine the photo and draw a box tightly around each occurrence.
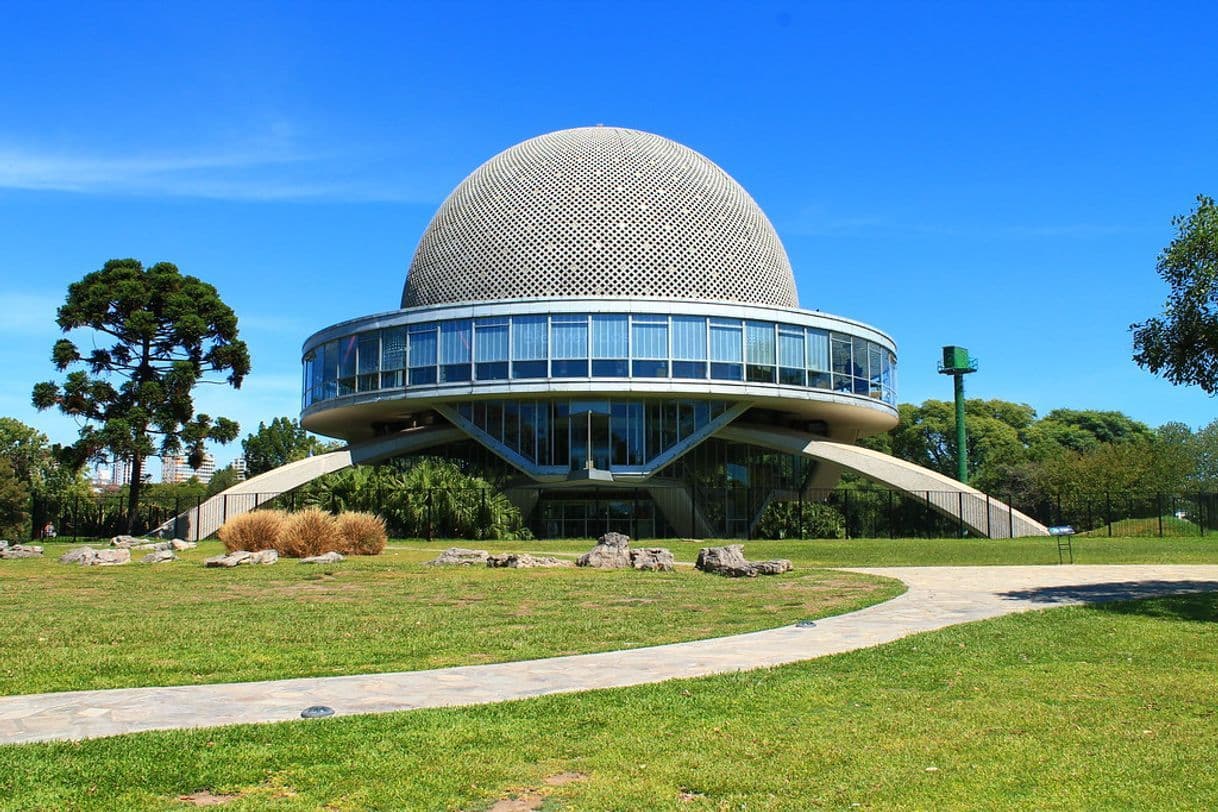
[381,327,406,371]
[709,319,743,362]
[631,315,668,358]
[409,324,437,386]
[511,316,547,359]
[551,315,588,359]
[338,336,357,379]
[671,317,706,359]
[806,328,829,371]
[591,315,628,357]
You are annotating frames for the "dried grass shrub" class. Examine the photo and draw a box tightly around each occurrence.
[279,508,341,558]
[217,510,286,552]
[335,511,387,555]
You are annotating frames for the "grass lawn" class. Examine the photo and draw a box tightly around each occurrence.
[390,534,1218,568]
[2,591,1214,810]
[0,541,900,696]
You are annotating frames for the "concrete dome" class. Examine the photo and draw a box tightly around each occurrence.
[401,126,798,309]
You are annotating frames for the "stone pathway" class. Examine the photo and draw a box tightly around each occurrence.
[2,564,1217,746]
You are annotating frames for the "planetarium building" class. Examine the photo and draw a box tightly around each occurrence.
[279,126,1044,539]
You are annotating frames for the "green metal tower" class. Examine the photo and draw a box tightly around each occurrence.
[938,346,978,484]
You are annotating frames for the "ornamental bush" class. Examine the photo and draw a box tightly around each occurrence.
[217,509,286,552]
[335,511,387,555]
[279,508,341,558]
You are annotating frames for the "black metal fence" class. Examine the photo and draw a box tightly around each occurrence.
[27,487,1218,543]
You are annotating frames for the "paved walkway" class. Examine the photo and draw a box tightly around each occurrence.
[3,565,1217,746]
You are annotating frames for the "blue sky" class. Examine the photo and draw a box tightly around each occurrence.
[2,0,1216,472]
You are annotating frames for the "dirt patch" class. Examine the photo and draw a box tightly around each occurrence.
[543,771,586,786]
[510,601,537,617]
[178,791,240,806]
[486,792,544,811]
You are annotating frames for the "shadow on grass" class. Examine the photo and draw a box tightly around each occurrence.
[1000,581,1218,622]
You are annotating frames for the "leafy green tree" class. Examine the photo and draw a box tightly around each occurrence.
[1028,409,1154,455]
[0,459,31,541]
[0,417,90,504]
[1132,194,1218,391]
[242,417,334,477]
[31,259,250,532]
[206,465,241,497]
[887,399,1036,489]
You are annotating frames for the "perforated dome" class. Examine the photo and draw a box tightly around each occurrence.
[401,126,798,309]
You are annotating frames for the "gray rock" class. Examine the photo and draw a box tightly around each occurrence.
[135,540,174,551]
[751,559,793,575]
[170,539,197,551]
[204,550,253,568]
[428,547,489,566]
[141,550,177,564]
[0,540,9,550]
[695,544,758,577]
[110,535,139,548]
[1,546,44,559]
[577,533,634,569]
[487,552,571,568]
[300,551,345,564]
[93,548,131,566]
[249,549,278,565]
[59,546,99,565]
[629,547,675,572]
[695,545,791,577]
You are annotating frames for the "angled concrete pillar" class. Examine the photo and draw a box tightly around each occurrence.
[716,424,1047,539]
[158,425,464,540]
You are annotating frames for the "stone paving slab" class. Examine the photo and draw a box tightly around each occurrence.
[2,564,1217,746]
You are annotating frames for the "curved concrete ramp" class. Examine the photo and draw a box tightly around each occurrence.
[716,423,1047,538]
[161,425,464,540]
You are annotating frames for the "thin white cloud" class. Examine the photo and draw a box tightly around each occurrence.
[0,144,426,202]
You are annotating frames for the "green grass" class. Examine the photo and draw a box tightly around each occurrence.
[0,541,899,696]
[1079,515,1201,537]
[388,534,1218,568]
[2,591,1215,810]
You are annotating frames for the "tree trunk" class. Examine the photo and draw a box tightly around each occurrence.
[126,454,144,535]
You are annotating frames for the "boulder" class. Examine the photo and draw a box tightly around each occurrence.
[59,546,99,565]
[204,550,253,568]
[300,551,345,564]
[576,532,634,569]
[751,559,793,575]
[250,549,278,565]
[134,540,174,552]
[695,545,792,577]
[629,547,675,572]
[0,540,9,550]
[170,539,198,551]
[110,535,139,548]
[427,547,489,566]
[487,553,571,568]
[93,548,131,566]
[1,544,44,560]
[141,550,177,564]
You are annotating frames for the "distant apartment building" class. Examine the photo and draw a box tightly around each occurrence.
[161,452,216,484]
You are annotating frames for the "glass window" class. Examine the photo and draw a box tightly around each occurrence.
[830,333,853,392]
[358,333,379,392]
[409,323,437,386]
[746,321,776,383]
[591,315,628,377]
[337,336,357,395]
[779,326,804,387]
[632,315,668,377]
[709,318,743,380]
[551,315,588,377]
[512,315,548,378]
[380,327,406,389]
[868,343,884,398]
[438,320,472,383]
[671,316,706,378]
[474,318,508,380]
[321,340,338,400]
[852,336,869,395]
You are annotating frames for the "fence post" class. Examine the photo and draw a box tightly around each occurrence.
[957,491,965,539]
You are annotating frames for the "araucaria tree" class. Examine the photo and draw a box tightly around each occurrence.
[32,259,251,532]
[1132,194,1218,391]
